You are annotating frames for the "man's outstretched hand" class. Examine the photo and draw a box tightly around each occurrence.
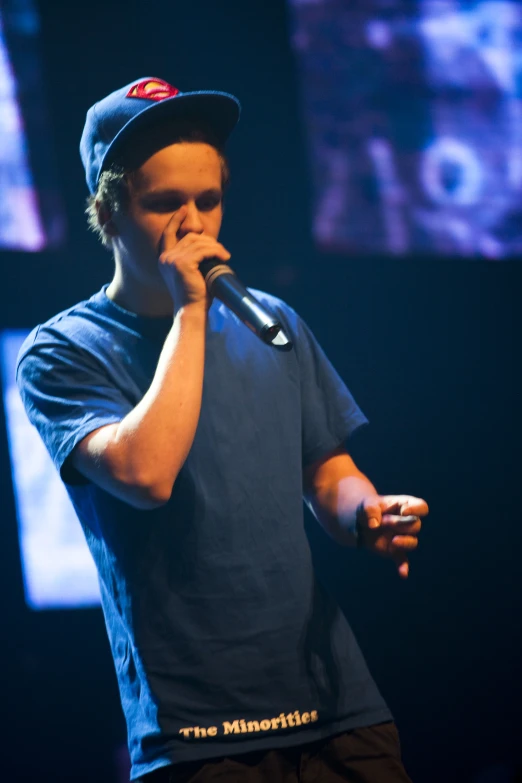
[356,495,429,579]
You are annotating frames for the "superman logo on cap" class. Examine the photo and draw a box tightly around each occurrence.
[126,79,180,102]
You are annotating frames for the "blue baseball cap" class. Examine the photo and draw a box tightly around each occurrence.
[80,77,241,194]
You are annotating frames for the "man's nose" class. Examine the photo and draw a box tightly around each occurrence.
[177,202,204,237]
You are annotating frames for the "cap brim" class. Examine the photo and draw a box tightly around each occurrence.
[101,90,240,176]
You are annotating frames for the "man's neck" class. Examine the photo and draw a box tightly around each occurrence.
[106,270,174,319]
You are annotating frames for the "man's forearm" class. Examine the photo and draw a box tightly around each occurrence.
[76,303,208,507]
[112,303,207,500]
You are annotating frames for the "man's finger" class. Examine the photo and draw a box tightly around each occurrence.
[380,520,422,538]
[360,501,382,529]
[399,497,429,517]
[158,206,188,254]
[395,557,409,579]
[389,535,419,552]
[378,494,411,512]
[381,514,421,529]
[379,495,429,517]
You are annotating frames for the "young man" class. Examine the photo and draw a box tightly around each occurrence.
[16,77,428,782]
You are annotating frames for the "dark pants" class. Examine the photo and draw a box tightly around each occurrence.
[138,721,413,782]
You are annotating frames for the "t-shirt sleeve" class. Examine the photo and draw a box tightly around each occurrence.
[16,328,134,482]
[284,308,368,467]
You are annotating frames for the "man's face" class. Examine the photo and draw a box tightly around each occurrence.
[111,141,224,284]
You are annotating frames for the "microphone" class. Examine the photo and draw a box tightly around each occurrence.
[199,259,293,351]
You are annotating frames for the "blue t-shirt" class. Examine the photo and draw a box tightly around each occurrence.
[16,286,391,780]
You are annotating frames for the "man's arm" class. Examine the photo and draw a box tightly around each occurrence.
[71,302,207,509]
[71,206,231,510]
[303,446,376,546]
[303,446,428,577]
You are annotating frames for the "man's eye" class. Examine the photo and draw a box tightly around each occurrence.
[197,197,221,211]
[148,199,182,212]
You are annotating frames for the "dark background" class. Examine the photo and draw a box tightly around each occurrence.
[1,0,521,781]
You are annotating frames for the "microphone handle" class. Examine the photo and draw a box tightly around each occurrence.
[199,259,292,350]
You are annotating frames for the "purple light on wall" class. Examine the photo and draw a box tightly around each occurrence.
[0,0,65,251]
[288,0,522,258]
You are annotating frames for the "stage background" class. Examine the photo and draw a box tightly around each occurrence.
[1,0,521,781]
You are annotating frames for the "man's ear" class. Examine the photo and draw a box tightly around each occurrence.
[96,200,118,238]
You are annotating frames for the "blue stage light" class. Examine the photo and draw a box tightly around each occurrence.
[0,330,100,609]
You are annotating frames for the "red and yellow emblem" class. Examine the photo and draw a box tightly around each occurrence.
[126,79,180,102]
